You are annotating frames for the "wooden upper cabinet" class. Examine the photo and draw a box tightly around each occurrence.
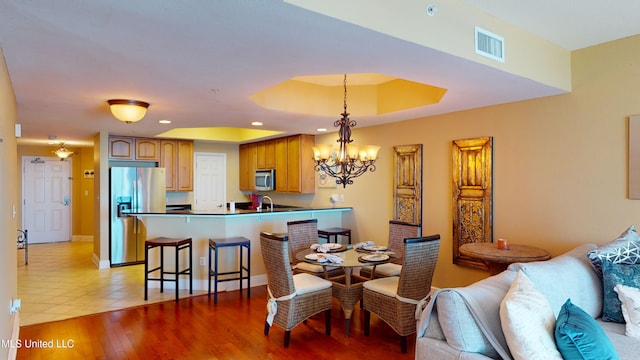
[160,139,194,192]
[265,140,276,169]
[176,140,194,191]
[256,140,276,169]
[160,140,177,190]
[239,135,315,193]
[108,137,134,160]
[274,138,288,192]
[135,138,160,161]
[256,141,266,169]
[239,143,257,191]
[287,134,315,193]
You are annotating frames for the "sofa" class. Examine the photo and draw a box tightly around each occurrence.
[416,243,640,359]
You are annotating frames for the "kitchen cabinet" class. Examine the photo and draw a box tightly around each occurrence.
[108,137,134,160]
[239,143,257,191]
[275,134,315,193]
[108,136,159,161]
[286,134,315,193]
[160,139,194,192]
[240,135,315,193]
[256,140,275,169]
[135,138,160,161]
[274,138,288,192]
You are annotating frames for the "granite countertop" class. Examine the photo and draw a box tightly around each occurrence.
[127,205,352,216]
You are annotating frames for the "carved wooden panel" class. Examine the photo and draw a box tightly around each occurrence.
[452,137,493,270]
[393,144,422,224]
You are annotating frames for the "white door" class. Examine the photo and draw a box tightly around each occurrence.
[22,156,72,243]
[194,153,226,211]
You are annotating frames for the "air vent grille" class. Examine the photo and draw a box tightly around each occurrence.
[475,26,504,63]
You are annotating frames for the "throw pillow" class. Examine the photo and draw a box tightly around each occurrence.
[587,225,640,277]
[602,262,640,322]
[555,299,620,360]
[500,270,562,360]
[614,284,640,338]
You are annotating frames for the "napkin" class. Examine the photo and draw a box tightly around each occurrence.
[316,254,344,264]
[310,243,329,253]
[355,241,375,249]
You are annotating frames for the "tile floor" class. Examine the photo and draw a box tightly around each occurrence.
[17,240,207,326]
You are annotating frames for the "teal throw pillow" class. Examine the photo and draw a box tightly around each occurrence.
[555,299,619,360]
[602,262,640,322]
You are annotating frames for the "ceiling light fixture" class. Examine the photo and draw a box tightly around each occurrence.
[53,142,74,160]
[107,99,150,123]
[312,74,380,188]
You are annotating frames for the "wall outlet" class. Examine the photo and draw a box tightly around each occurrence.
[199,257,206,266]
[9,298,21,315]
[339,194,345,202]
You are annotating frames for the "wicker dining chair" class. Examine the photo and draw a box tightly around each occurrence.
[363,234,440,353]
[359,220,421,279]
[287,219,343,278]
[260,231,333,348]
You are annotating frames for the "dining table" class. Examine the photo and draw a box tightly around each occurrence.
[296,244,397,337]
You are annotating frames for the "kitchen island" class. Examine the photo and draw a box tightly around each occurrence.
[126,206,352,296]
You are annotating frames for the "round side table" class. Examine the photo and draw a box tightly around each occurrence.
[459,242,550,275]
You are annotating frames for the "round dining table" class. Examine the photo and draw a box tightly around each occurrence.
[296,246,395,337]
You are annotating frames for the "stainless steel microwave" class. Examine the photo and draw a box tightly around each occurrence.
[255,169,275,191]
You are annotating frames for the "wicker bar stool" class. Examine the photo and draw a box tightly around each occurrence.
[318,227,352,244]
[208,236,251,304]
[144,237,193,302]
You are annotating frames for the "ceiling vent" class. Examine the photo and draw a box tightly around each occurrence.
[475,26,504,63]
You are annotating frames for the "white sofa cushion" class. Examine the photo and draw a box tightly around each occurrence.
[500,270,562,360]
[435,270,516,359]
[508,243,601,318]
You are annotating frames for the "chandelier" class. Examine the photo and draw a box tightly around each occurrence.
[312,74,380,188]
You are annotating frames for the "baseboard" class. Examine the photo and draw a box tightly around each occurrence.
[145,274,268,292]
[72,235,93,242]
[92,253,111,269]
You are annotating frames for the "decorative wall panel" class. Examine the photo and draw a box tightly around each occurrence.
[393,144,422,225]
[452,137,493,270]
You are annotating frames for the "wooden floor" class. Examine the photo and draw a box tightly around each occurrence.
[17,285,417,359]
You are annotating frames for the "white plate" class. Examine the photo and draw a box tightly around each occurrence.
[362,254,389,262]
[363,245,388,251]
[305,253,325,261]
[322,243,342,250]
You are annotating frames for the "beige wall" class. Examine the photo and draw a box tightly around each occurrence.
[312,34,640,288]
[0,47,19,359]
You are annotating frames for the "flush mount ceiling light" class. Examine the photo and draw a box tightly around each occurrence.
[52,142,74,160]
[312,74,380,188]
[107,99,150,123]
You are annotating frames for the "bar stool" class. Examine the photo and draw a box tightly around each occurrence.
[209,236,251,304]
[318,227,352,244]
[144,237,193,302]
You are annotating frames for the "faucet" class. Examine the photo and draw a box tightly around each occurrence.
[260,196,274,212]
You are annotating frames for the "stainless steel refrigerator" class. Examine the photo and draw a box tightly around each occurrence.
[110,167,166,266]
